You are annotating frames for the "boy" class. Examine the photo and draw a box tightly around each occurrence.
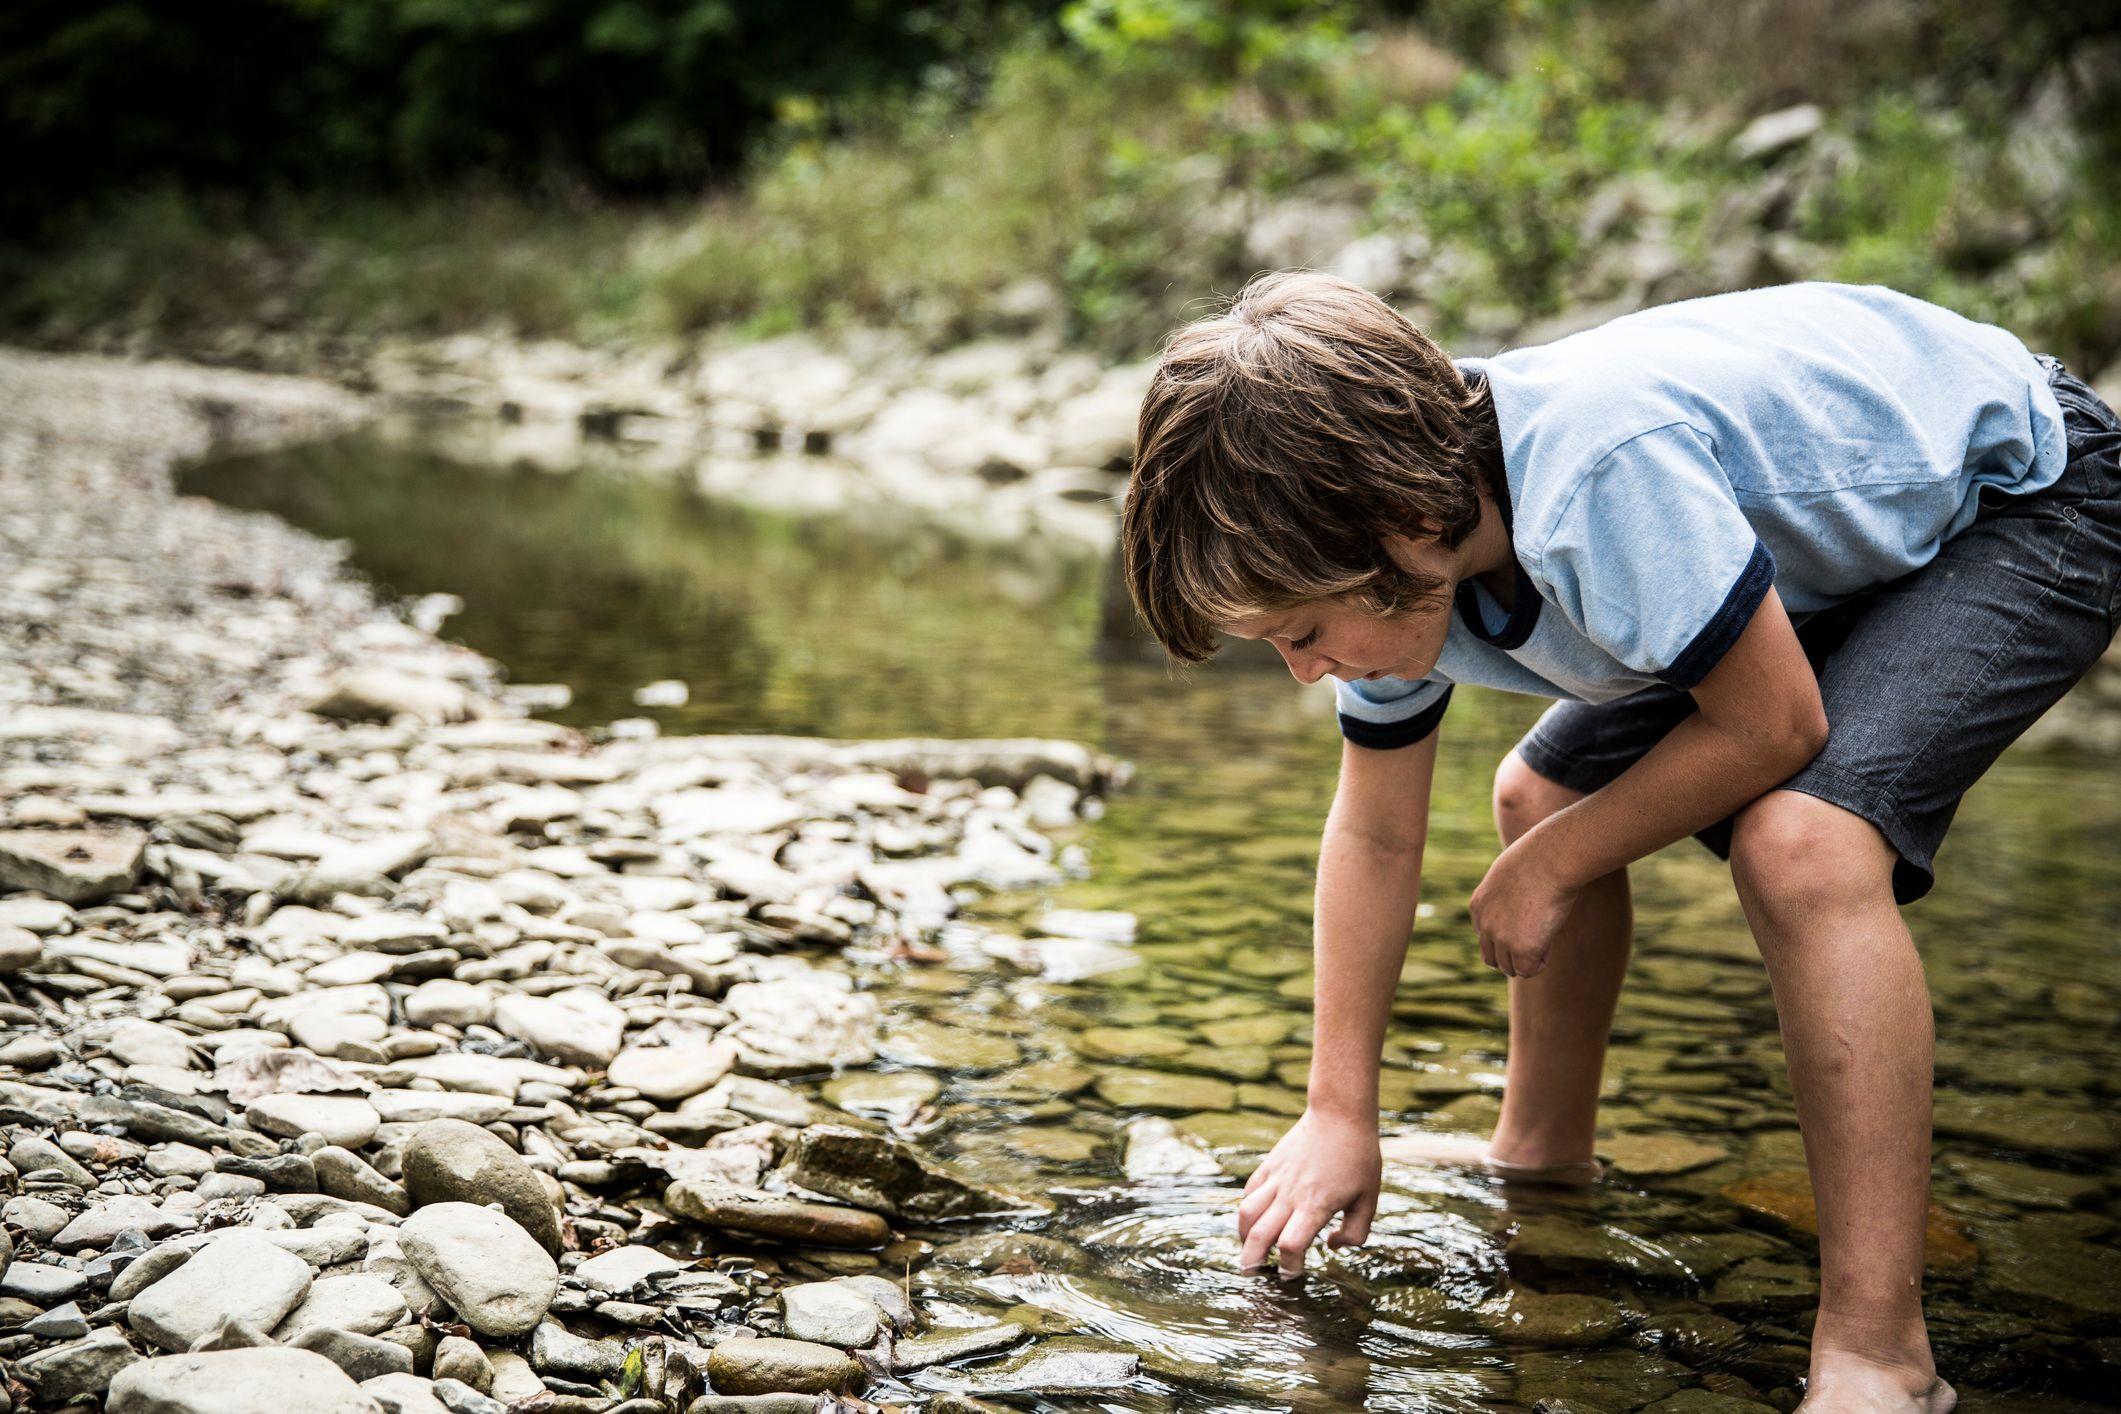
[1122,272,2120,1412]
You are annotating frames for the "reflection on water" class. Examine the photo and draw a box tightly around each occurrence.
[185,437,2121,1411]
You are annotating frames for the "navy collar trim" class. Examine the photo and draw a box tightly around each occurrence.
[1452,483,1541,650]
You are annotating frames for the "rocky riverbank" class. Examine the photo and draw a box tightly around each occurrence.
[0,348,1142,1411]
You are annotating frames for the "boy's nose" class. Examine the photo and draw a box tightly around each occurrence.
[1275,642,1330,684]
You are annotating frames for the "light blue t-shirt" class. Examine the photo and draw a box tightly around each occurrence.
[1336,282,2070,749]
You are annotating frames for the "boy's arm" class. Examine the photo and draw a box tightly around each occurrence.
[1473,587,1826,976]
[1237,728,1435,1274]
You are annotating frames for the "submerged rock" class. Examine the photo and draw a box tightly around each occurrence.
[917,1342,1141,1396]
[779,1124,1051,1221]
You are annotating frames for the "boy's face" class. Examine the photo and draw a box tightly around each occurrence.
[1221,595,1452,686]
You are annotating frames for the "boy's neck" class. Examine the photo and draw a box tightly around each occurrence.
[1464,487,1519,604]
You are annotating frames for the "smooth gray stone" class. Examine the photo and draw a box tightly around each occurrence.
[430,1334,493,1393]
[400,1119,561,1256]
[312,1146,413,1216]
[2,1260,89,1303]
[398,1203,556,1339]
[18,1326,142,1400]
[294,1325,416,1381]
[106,1347,386,1413]
[129,1234,311,1352]
[433,1378,510,1414]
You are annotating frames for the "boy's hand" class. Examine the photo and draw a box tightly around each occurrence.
[1236,1108,1382,1275]
[1469,836,1581,978]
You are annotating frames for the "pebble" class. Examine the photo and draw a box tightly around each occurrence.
[573,1244,686,1296]
[704,1336,863,1396]
[431,1334,494,1391]
[780,1280,884,1347]
[274,1274,412,1342]
[106,1346,385,1413]
[18,1326,142,1400]
[361,1373,453,1414]
[665,1180,890,1249]
[399,1202,558,1338]
[399,1119,562,1255]
[0,356,1121,1414]
[246,1093,382,1149]
[493,991,625,1067]
[3,1261,90,1303]
[128,1233,313,1352]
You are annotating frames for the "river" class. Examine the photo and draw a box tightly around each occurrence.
[184,434,2121,1412]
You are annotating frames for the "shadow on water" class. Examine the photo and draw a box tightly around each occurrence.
[185,435,2121,1411]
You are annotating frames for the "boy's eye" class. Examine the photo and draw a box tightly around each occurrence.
[1290,630,1318,651]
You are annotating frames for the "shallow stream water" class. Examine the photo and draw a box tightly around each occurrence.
[185,438,2121,1412]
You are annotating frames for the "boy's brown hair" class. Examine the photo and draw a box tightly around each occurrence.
[1123,269,1502,664]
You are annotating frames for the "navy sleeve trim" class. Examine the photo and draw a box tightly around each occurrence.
[1338,685,1454,750]
[1657,540,1777,690]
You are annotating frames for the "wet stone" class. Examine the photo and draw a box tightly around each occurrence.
[665,1179,890,1249]
[892,1323,1028,1371]
[780,1280,884,1347]
[916,1341,1141,1396]
[1708,1258,1819,1313]
[1599,1133,1730,1176]
[1640,1391,1780,1413]
[878,1019,1023,1072]
[705,1336,863,1396]
[1945,1154,2106,1211]
[820,1070,941,1124]
[1639,1312,1747,1359]
[1511,1348,1686,1411]
[929,1232,1090,1275]
[1505,1218,1692,1284]
[1091,1070,1237,1114]
[778,1125,1050,1222]
[1932,1092,2119,1158]
[1484,1291,1627,1346]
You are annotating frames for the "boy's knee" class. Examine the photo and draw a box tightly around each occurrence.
[1493,751,1581,844]
[1728,791,1895,930]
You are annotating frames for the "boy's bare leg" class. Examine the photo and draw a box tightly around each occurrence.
[1729,790,1953,1414]
[1385,752,1630,1171]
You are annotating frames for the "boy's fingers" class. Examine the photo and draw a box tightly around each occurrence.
[1479,934,1497,970]
[1330,1189,1379,1247]
[1277,1206,1328,1275]
[1237,1180,1277,1239]
[1239,1195,1294,1272]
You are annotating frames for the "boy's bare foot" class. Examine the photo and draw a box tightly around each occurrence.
[1798,1352,1956,1414]
[1377,1131,1602,1186]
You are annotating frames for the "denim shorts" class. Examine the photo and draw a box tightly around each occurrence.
[1516,355,2121,903]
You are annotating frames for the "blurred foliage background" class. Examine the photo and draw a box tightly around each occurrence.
[4,0,2118,370]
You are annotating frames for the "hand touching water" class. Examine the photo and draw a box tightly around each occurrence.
[1236,1108,1382,1275]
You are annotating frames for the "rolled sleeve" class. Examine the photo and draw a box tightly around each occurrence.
[1334,676,1454,749]
[1536,423,1776,690]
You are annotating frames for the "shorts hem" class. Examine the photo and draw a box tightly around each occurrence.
[1764,760,1938,905]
